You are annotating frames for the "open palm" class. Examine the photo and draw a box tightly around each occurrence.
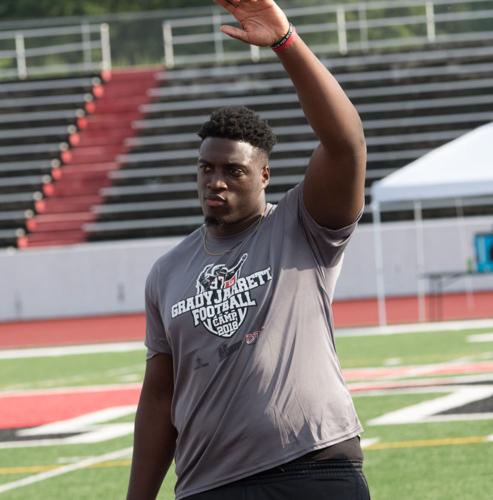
[216,0,289,46]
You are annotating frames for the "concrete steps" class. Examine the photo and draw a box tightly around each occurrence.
[20,68,160,248]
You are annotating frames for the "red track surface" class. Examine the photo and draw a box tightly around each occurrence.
[0,291,491,349]
[0,314,145,349]
[0,386,140,428]
[3,360,492,429]
[334,290,493,326]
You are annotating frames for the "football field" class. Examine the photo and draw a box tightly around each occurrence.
[0,321,492,499]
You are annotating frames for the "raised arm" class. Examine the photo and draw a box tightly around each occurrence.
[217,0,366,229]
[126,353,176,500]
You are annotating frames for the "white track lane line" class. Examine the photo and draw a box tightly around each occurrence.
[360,438,380,448]
[2,319,493,359]
[467,332,493,343]
[0,342,143,359]
[368,386,493,425]
[0,446,132,495]
[337,318,493,337]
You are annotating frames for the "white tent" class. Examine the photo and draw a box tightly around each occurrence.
[371,122,493,325]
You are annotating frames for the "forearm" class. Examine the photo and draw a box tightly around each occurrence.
[276,33,365,159]
[217,0,366,226]
[127,353,176,500]
[217,0,365,162]
[127,395,176,500]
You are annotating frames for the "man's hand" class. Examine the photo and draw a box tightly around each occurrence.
[216,0,289,46]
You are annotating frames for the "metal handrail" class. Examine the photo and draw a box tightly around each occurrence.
[0,24,101,40]
[162,0,493,68]
[0,23,111,80]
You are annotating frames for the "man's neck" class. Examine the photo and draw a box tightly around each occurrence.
[206,206,267,238]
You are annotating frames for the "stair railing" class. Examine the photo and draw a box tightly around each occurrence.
[162,0,493,68]
[0,23,112,80]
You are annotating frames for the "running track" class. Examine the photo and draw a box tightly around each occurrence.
[0,291,492,349]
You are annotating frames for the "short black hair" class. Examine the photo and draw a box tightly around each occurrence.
[197,106,277,156]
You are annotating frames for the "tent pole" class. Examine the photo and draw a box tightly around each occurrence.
[372,201,387,326]
[455,198,475,310]
[414,201,426,322]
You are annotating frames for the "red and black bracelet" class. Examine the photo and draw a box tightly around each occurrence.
[271,23,297,53]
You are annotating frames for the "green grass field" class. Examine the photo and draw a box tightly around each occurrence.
[1,323,492,499]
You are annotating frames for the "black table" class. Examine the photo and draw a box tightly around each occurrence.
[422,270,492,321]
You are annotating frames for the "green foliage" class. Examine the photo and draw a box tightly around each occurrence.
[0,1,428,19]
[1,0,490,69]
[0,0,205,19]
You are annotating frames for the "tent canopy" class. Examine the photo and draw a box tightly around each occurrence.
[372,122,493,205]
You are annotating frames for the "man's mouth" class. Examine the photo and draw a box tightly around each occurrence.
[205,195,227,208]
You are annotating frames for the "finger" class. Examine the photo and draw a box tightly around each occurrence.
[215,0,240,14]
[220,25,250,43]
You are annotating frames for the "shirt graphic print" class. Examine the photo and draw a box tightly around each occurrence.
[170,253,272,338]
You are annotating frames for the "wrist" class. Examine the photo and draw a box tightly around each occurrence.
[271,23,297,53]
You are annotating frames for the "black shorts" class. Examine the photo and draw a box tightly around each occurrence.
[183,459,371,500]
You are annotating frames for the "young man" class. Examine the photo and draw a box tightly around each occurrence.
[126,1,368,499]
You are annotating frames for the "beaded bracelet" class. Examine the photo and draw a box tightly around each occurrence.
[271,23,297,53]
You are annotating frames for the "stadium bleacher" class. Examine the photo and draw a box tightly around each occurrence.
[0,75,101,247]
[2,33,493,247]
[85,39,493,242]
[10,70,159,248]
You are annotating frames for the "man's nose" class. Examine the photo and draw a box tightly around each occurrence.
[207,172,227,190]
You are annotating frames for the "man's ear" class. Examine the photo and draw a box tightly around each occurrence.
[261,164,270,189]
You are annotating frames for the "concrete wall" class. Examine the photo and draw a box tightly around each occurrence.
[338,215,493,298]
[1,216,493,322]
[0,237,181,322]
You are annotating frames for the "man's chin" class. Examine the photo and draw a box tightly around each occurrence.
[204,216,225,227]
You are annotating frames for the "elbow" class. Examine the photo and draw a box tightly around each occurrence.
[349,119,367,168]
[350,118,367,165]
[322,116,366,162]
[355,131,367,170]
[326,132,367,171]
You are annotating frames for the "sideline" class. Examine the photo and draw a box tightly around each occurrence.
[1,318,492,359]
[337,318,493,337]
[0,341,143,359]
[0,446,132,495]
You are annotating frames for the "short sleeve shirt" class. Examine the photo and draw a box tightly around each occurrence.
[145,182,363,499]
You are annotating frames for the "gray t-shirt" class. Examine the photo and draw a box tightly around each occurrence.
[145,182,363,499]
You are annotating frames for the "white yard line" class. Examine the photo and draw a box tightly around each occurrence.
[468,332,493,343]
[3,363,144,392]
[349,374,493,395]
[368,385,493,425]
[18,406,136,436]
[1,319,492,360]
[337,318,493,337]
[0,446,132,495]
[0,341,144,359]
[0,424,136,449]
[0,382,141,398]
[360,438,380,448]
